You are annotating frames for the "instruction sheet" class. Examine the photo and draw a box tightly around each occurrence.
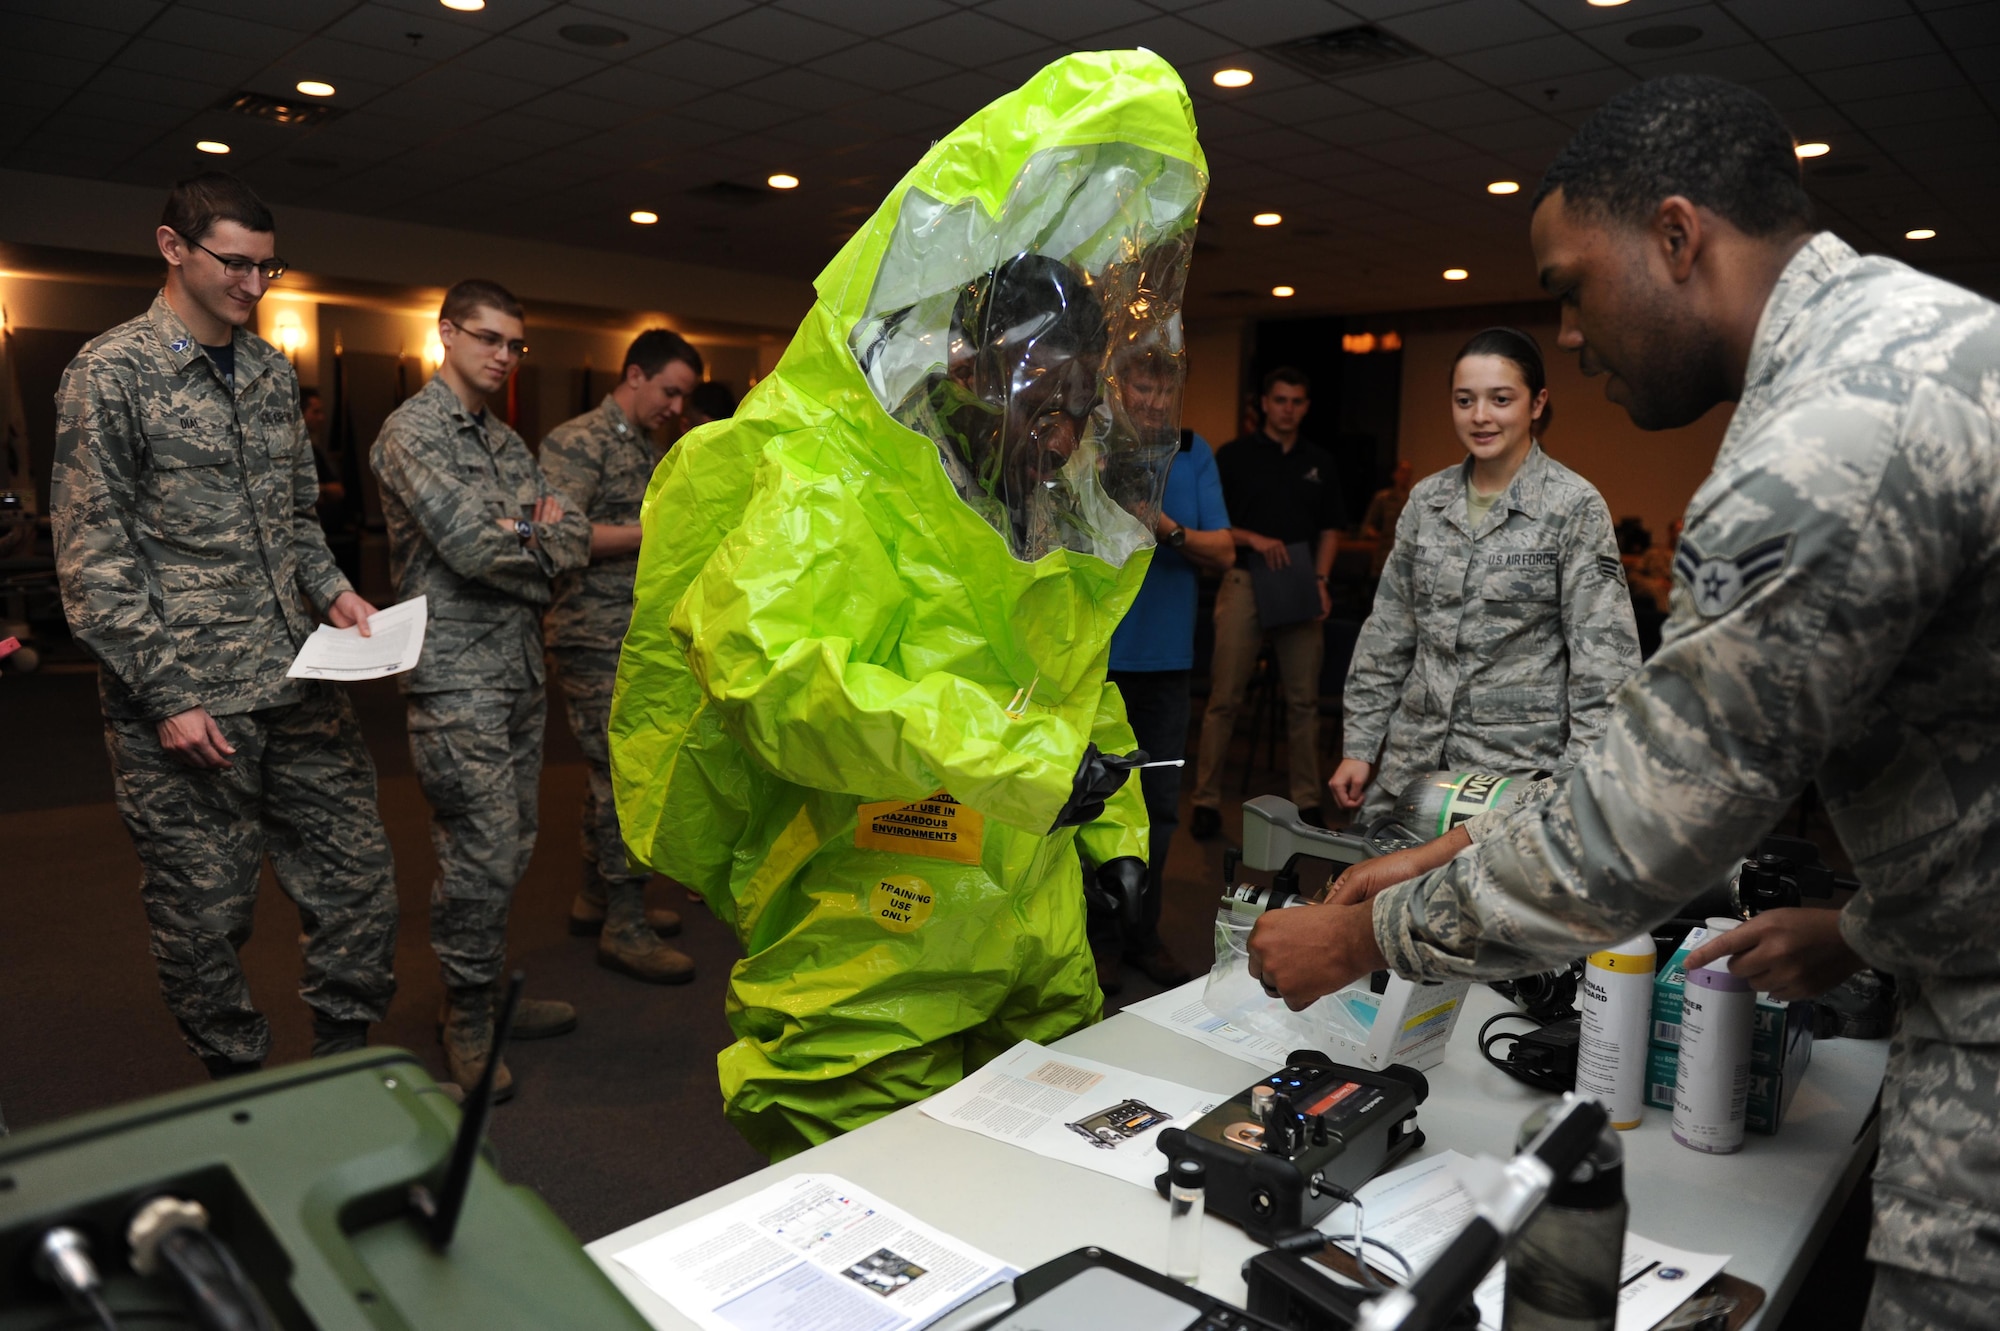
[1122,980,1291,1072]
[1313,1151,1730,1331]
[613,1174,1017,1331]
[286,595,426,680]
[918,1040,1218,1189]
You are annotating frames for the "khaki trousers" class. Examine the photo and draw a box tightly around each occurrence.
[1193,568,1325,812]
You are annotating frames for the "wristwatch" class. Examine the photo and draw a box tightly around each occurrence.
[514,519,534,545]
[1163,521,1187,550]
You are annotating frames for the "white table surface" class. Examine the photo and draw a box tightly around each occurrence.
[588,984,1888,1330]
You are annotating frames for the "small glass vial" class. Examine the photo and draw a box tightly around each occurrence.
[1165,1156,1206,1284]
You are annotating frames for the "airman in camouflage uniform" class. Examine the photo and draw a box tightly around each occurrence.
[1341,441,1639,825]
[52,182,396,1078]
[1248,78,2000,1330]
[541,328,702,983]
[371,281,589,1097]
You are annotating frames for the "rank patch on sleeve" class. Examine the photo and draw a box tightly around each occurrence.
[1674,532,1793,617]
[1595,553,1626,585]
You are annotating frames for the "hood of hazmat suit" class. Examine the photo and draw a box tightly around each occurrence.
[610,49,1206,1159]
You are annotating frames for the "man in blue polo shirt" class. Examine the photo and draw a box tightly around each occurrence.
[1094,354,1235,994]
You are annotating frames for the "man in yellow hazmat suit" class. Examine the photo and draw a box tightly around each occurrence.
[610,50,1207,1158]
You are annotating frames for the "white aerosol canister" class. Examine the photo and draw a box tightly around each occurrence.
[1672,946,1754,1155]
[1576,933,1656,1130]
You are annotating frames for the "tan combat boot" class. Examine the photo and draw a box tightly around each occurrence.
[597,879,696,985]
[569,869,684,937]
[440,986,513,1103]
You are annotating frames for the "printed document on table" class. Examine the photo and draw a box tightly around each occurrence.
[1122,979,1290,1072]
[613,1174,1017,1331]
[918,1039,1218,1189]
[287,595,426,681]
[1311,1150,1731,1331]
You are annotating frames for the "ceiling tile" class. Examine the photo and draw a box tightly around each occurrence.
[625,39,783,92]
[1842,86,1990,131]
[902,68,1017,114]
[806,41,958,90]
[1229,82,1371,124]
[455,35,605,85]
[0,49,102,91]
[1401,88,1536,131]
[5,0,164,29]
[82,66,223,111]
[753,67,871,113]
[1626,43,1791,84]
[323,6,490,60]
[1513,0,1710,33]
[1927,6,2000,48]
[1332,58,1484,105]
[778,0,959,38]
[516,88,642,129]
[1451,114,1567,155]
[972,0,1156,41]
[144,6,305,60]
[1449,34,1615,85]
[1104,15,1247,66]
[275,35,434,86]
[890,10,1057,62]
[699,7,861,63]
[679,89,803,135]
[1574,5,1758,64]
[1502,67,1633,116]
[1303,107,1427,146]
[1810,54,1967,103]
[0,79,75,113]
[110,38,265,88]
[504,5,679,60]
[1181,0,1358,49]
[1726,0,1924,40]
[0,14,133,61]
[1769,17,1940,72]
[571,0,755,35]
[1375,0,1556,58]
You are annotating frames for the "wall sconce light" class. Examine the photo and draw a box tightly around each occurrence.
[425,331,445,369]
[273,309,304,360]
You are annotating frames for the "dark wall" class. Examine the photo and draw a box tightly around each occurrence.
[11,327,97,513]
[1248,316,1403,527]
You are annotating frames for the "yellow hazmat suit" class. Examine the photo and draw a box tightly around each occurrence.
[611,49,1207,1158]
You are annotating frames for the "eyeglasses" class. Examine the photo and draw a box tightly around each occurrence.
[443,320,529,358]
[174,229,288,281]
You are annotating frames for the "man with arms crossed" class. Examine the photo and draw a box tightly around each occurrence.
[372,280,589,1099]
[52,173,396,1077]
[1249,76,2000,1328]
[540,329,701,983]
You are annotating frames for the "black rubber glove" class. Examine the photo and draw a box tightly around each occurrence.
[1082,856,1148,935]
[1048,744,1148,832]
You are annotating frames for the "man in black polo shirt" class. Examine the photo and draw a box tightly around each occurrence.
[1190,367,1343,836]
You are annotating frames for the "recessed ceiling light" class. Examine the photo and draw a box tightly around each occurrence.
[1905,228,1937,240]
[1213,68,1253,89]
[1587,0,1631,6]
[630,210,658,225]
[1487,180,1520,195]
[1271,285,1295,298]
[767,173,799,190]
[196,140,230,155]
[1253,212,1282,227]
[441,0,485,10]
[1795,142,1830,158]
[1442,268,1469,281]
[296,80,335,98]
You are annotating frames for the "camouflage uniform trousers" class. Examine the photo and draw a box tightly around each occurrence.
[406,686,546,991]
[104,684,397,1066]
[1864,1264,1998,1330]
[550,645,646,887]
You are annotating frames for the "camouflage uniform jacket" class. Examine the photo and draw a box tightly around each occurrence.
[540,394,659,652]
[1373,233,2000,1285]
[1341,443,1639,808]
[52,292,349,721]
[370,374,588,693]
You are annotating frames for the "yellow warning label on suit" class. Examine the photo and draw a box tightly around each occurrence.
[854,791,984,864]
[870,875,935,932]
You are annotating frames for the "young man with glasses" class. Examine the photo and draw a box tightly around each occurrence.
[50,172,399,1079]
[371,279,590,1100]
[540,329,703,985]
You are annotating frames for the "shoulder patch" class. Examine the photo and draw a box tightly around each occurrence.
[1674,533,1793,617]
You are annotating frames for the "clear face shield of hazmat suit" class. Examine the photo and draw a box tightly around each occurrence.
[608,50,1206,1159]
